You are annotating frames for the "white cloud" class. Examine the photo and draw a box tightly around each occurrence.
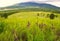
[46,2,60,7]
[0,0,60,7]
[0,0,20,7]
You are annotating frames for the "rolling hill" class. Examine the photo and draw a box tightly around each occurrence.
[6,2,60,9]
[0,2,60,13]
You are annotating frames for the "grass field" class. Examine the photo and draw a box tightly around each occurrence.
[0,11,60,41]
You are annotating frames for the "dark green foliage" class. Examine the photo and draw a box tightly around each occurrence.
[0,22,4,34]
[37,13,39,16]
[50,14,55,19]
[0,8,60,19]
[1,13,8,18]
[47,14,50,17]
[0,10,19,18]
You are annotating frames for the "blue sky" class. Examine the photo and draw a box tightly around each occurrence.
[0,0,60,7]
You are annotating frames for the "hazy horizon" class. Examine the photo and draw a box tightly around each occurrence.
[0,0,60,7]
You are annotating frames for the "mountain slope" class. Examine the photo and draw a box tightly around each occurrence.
[6,2,60,9]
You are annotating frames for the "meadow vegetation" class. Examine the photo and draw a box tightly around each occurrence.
[0,9,60,41]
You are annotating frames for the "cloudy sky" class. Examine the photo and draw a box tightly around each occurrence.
[0,0,60,7]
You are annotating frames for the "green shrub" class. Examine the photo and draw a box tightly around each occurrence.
[50,14,55,19]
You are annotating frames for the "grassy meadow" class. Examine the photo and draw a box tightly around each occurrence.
[0,10,60,41]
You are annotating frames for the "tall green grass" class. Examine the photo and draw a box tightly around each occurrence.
[0,11,60,41]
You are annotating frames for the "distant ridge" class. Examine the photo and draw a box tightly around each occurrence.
[5,2,60,9]
[0,2,60,13]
